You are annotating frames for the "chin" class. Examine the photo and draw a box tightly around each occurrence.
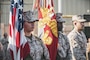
[28,30,33,32]
[80,28,84,31]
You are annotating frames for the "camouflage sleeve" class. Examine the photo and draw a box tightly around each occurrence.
[66,47,72,60]
[58,43,66,58]
[70,38,86,60]
[40,40,50,60]
[0,42,3,50]
[0,43,4,60]
[64,36,72,60]
[58,35,69,58]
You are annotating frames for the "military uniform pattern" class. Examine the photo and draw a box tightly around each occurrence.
[0,38,9,60]
[68,29,87,60]
[0,42,4,60]
[25,34,50,60]
[0,49,4,60]
[57,31,72,60]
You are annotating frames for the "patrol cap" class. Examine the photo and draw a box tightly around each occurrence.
[23,10,38,22]
[56,13,65,23]
[72,15,86,22]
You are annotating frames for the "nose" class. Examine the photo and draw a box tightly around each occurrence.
[31,23,34,27]
[81,22,84,25]
[81,22,84,26]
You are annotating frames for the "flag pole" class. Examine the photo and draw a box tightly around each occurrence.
[58,0,62,13]
[32,0,35,11]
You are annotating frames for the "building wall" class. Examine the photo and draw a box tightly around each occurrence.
[0,1,10,25]
[0,1,1,23]
[61,0,90,34]
[0,1,10,38]
[0,0,90,37]
[0,0,58,25]
[62,0,90,15]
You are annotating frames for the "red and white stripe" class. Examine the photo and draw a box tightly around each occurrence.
[9,0,30,60]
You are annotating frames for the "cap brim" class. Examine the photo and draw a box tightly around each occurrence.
[58,20,65,23]
[78,19,86,22]
[56,17,65,23]
[28,19,38,22]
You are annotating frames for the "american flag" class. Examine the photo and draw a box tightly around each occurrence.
[9,0,30,60]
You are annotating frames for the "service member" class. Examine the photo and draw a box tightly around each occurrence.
[68,15,87,60]
[0,33,9,60]
[56,13,72,60]
[23,10,50,60]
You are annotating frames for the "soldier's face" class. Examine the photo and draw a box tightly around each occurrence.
[4,33,8,38]
[76,21,85,31]
[57,22,63,31]
[24,21,35,32]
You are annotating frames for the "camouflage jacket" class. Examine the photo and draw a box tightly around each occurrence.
[68,29,87,60]
[24,34,50,60]
[0,38,9,60]
[0,42,4,60]
[56,31,72,60]
[7,34,50,60]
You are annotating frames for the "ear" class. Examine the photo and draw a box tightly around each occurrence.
[73,21,77,25]
[74,22,77,25]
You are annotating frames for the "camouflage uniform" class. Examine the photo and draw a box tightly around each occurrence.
[0,50,4,60]
[56,13,72,60]
[6,34,50,60]
[0,42,4,60]
[0,37,9,60]
[24,34,50,60]
[68,29,87,60]
[56,31,72,60]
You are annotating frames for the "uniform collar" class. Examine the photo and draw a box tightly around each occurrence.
[73,28,83,37]
[58,31,63,33]
[25,34,32,40]
[26,34,36,42]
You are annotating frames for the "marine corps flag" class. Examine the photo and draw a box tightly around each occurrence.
[34,0,58,60]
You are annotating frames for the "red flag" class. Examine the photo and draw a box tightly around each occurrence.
[9,0,30,60]
[37,0,58,60]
